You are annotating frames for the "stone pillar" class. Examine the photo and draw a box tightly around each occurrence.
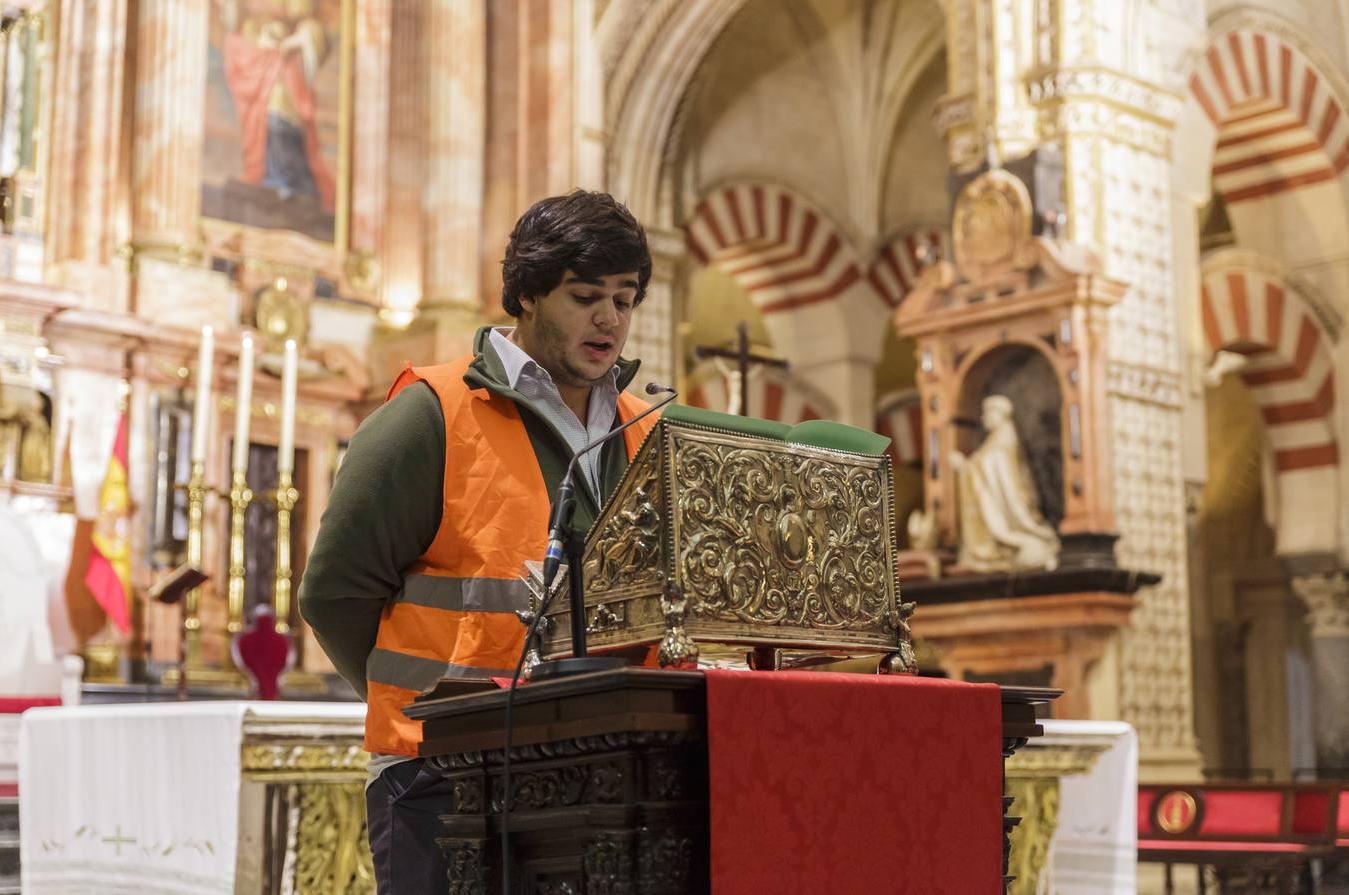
[941,0,1206,778]
[423,0,485,307]
[378,0,427,326]
[125,1,238,328]
[413,0,488,359]
[129,0,207,251]
[480,0,579,313]
[346,0,391,297]
[46,0,131,309]
[1291,573,1349,774]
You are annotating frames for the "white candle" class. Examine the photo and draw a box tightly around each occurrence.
[190,325,214,464]
[278,339,297,475]
[232,335,255,475]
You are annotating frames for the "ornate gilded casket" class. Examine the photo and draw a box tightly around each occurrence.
[539,405,915,667]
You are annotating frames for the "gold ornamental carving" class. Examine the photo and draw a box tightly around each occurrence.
[951,169,1035,282]
[254,277,309,349]
[672,434,892,633]
[587,459,664,596]
[544,415,908,659]
[1005,742,1110,779]
[242,741,369,780]
[293,782,375,894]
[1006,777,1060,895]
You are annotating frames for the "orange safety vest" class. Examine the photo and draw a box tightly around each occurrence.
[364,356,661,756]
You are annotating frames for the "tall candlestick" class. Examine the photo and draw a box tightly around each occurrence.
[278,339,297,475]
[232,336,255,475]
[190,325,214,464]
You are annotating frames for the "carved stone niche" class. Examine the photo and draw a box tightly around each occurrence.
[893,167,1158,718]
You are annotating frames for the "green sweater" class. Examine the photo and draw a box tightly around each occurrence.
[297,328,642,699]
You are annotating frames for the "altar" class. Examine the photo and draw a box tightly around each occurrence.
[18,701,370,894]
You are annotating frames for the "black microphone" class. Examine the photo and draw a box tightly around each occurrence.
[539,382,677,591]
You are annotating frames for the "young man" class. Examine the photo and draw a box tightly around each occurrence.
[298,190,660,894]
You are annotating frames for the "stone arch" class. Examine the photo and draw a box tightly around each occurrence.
[868,226,950,308]
[1200,261,1338,474]
[1189,25,1349,204]
[684,181,869,315]
[600,0,752,225]
[685,359,835,422]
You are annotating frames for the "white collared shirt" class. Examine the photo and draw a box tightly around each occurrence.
[489,327,620,499]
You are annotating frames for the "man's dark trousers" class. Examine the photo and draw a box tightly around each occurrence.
[366,756,455,894]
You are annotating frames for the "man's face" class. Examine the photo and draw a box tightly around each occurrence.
[514,270,639,388]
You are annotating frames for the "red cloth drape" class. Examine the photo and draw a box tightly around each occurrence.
[705,669,1003,894]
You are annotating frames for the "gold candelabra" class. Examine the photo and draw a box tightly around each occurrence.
[273,473,299,634]
[182,460,208,669]
[227,471,254,634]
[170,465,303,689]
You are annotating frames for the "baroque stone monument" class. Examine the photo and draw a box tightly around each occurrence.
[892,161,1158,720]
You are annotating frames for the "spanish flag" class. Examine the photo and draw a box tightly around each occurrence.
[85,413,131,633]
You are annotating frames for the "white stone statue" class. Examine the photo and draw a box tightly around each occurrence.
[950,395,1059,572]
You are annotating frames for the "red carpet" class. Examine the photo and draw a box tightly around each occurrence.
[706,669,1002,894]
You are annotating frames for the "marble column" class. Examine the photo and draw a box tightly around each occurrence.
[346,0,391,298]
[480,0,578,313]
[415,0,488,359]
[1291,573,1349,774]
[940,0,1207,778]
[377,0,427,326]
[46,0,131,309]
[129,0,207,252]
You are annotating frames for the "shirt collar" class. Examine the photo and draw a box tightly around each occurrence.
[489,326,620,392]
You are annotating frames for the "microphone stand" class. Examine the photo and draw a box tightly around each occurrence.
[529,383,677,681]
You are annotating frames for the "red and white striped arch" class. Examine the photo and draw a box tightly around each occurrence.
[684,361,834,423]
[869,228,950,308]
[1201,266,1337,472]
[685,182,865,315]
[1190,29,1349,203]
[874,391,924,469]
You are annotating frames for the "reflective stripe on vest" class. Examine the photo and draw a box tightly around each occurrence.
[396,572,530,613]
[363,356,661,757]
[366,647,513,691]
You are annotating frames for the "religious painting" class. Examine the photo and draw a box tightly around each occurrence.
[202,0,348,247]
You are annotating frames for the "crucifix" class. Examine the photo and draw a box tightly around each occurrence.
[693,322,789,416]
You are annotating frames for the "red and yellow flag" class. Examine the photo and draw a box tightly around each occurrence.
[85,413,131,633]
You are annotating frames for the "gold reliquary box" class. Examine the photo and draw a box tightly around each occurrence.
[539,405,916,668]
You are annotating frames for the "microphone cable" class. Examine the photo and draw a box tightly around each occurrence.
[499,382,676,894]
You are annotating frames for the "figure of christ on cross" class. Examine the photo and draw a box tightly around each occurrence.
[693,322,789,416]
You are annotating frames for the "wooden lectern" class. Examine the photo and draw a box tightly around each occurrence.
[407,669,1056,893]
[407,405,1057,892]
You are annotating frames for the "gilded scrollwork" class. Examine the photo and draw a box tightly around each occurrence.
[1005,777,1060,895]
[241,741,368,779]
[586,461,664,595]
[292,782,374,894]
[671,435,893,635]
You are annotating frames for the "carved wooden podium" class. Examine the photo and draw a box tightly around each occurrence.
[407,668,1057,894]
[405,405,1057,892]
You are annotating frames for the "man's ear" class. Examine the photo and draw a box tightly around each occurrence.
[517,294,536,317]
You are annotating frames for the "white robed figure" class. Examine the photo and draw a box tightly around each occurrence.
[950,394,1060,572]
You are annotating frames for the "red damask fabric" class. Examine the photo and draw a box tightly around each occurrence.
[705,669,1002,894]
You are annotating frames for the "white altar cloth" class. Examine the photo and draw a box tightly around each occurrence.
[1038,719,1138,894]
[19,701,365,895]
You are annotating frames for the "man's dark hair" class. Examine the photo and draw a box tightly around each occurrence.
[500,190,652,317]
